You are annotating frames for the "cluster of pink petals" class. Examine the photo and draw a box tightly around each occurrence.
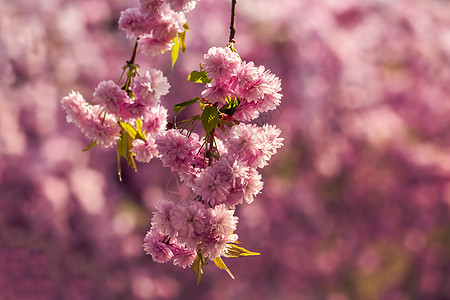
[62,69,170,155]
[143,229,197,268]
[145,199,239,262]
[226,123,284,169]
[146,120,282,263]
[145,46,284,262]
[200,46,283,121]
[154,129,202,173]
[119,0,199,56]
[62,91,121,148]
[133,69,170,107]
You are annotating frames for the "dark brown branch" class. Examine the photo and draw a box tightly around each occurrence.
[228,0,237,44]
[128,38,139,65]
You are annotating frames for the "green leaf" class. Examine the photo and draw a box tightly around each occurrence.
[214,257,235,280]
[174,97,201,117]
[171,36,180,69]
[116,130,137,181]
[82,140,98,151]
[178,31,187,53]
[119,121,137,139]
[201,105,219,136]
[192,253,205,285]
[187,70,212,84]
[223,244,260,258]
[135,118,146,141]
[219,97,239,116]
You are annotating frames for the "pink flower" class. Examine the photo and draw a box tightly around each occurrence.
[255,69,282,112]
[171,200,208,248]
[226,123,263,167]
[92,80,129,116]
[172,246,197,268]
[232,100,260,122]
[200,233,238,260]
[235,62,266,102]
[201,47,241,81]
[194,167,231,207]
[226,123,283,169]
[152,10,186,41]
[201,79,236,104]
[130,137,159,163]
[62,91,121,148]
[242,168,263,204]
[232,62,282,120]
[143,230,174,263]
[155,129,201,173]
[61,91,91,126]
[133,69,170,106]
[118,8,152,39]
[81,114,121,148]
[138,0,167,17]
[119,100,148,121]
[151,199,177,236]
[209,204,238,237]
[139,34,175,56]
[167,0,199,13]
[141,105,168,135]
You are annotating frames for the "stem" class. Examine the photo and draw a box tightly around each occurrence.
[124,39,140,94]
[228,0,237,44]
[129,39,139,65]
[207,128,215,167]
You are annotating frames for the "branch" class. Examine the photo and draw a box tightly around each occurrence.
[228,0,237,44]
[128,38,139,65]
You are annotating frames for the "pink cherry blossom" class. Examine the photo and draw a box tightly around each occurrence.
[154,129,201,174]
[143,230,174,263]
[151,199,177,237]
[130,137,159,162]
[141,105,168,135]
[209,204,238,237]
[201,47,241,81]
[92,80,129,116]
[139,34,175,56]
[118,8,152,39]
[133,69,170,106]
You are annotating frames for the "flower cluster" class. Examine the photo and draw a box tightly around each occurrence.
[144,122,282,263]
[142,47,283,280]
[201,47,283,121]
[62,0,284,284]
[119,0,199,56]
[61,69,169,159]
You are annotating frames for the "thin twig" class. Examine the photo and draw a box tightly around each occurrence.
[228,0,237,44]
[128,38,139,65]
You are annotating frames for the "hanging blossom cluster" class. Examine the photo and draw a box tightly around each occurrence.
[119,0,198,55]
[61,0,283,284]
[61,71,169,152]
[142,46,283,282]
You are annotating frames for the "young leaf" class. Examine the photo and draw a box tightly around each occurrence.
[135,118,146,141]
[116,130,137,181]
[119,121,137,139]
[192,253,205,285]
[171,36,180,69]
[174,97,201,117]
[187,70,212,83]
[223,244,261,258]
[214,257,235,280]
[201,105,219,136]
[219,97,238,116]
[178,33,187,54]
[82,140,98,151]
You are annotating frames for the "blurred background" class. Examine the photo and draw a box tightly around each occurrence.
[1,0,450,299]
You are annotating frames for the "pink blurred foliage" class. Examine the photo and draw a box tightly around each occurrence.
[1,0,450,299]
